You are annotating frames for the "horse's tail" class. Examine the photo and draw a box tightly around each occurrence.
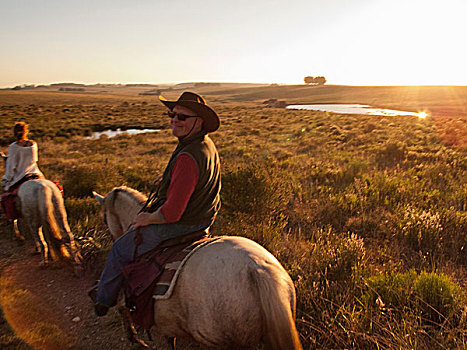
[51,185,83,267]
[37,184,70,261]
[253,264,303,350]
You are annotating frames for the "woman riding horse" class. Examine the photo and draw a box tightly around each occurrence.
[1,123,82,267]
[1,122,44,193]
[91,91,221,316]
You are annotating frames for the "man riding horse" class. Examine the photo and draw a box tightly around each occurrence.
[91,91,221,316]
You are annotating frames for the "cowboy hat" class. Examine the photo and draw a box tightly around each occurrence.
[159,91,220,132]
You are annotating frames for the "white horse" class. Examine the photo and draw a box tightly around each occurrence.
[1,152,81,270]
[93,186,303,350]
[17,179,82,267]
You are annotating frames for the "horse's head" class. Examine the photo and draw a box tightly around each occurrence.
[92,191,104,204]
[93,187,146,240]
[93,190,120,240]
[1,152,7,165]
[0,152,7,191]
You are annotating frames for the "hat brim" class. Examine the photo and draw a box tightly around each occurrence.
[159,95,220,132]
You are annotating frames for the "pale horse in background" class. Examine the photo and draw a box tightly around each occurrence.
[93,186,303,350]
[1,151,82,268]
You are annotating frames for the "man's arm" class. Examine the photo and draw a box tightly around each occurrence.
[132,153,198,228]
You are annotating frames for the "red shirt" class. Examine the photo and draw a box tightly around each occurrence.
[159,153,199,223]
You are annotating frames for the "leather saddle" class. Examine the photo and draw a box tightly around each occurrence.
[122,229,210,329]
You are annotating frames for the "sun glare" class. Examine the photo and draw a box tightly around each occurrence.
[417,111,428,119]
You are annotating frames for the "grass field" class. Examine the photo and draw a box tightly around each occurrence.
[0,84,466,349]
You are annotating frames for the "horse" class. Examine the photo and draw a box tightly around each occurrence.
[17,178,82,268]
[93,186,303,350]
[1,152,81,267]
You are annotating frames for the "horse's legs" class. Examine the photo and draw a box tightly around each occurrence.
[168,337,176,350]
[12,219,25,244]
[35,226,50,266]
[61,232,83,267]
[118,305,135,341]
[21,215,43,255]
[117,304,149,348]
[17,218,35,242]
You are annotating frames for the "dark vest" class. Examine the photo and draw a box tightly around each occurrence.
[147,131,221,225]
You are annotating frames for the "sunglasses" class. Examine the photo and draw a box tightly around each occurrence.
[167,111,198,121]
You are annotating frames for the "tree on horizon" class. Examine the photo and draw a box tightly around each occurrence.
[304,76,326,85]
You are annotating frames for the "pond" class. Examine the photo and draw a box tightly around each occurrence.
[86,128,160,139]
[286,104,427,118]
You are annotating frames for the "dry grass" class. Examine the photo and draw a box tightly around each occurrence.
[0,85,466,349]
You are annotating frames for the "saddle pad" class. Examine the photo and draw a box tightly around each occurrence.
[0,187,20,220]
[123,236,220,329]
[153,237,219,300]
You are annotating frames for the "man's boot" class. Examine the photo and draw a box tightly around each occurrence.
[88,283,109,317]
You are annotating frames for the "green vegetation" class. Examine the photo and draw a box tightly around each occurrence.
[0,86,466,349]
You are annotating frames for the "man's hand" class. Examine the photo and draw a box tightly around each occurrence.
[132,209,166,229]
[133,212,155,229]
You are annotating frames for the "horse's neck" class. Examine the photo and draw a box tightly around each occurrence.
[111,193,144,236]
[114,202,138,227]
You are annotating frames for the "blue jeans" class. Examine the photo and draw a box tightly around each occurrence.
[96,222,210,307]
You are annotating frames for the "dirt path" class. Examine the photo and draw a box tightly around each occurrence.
[0,226,197,350]
[0,230,131,349]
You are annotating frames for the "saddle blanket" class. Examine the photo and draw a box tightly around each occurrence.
[122,236,219,329]
[153,236,217,299]
[0,187,20,220]
[0,178,63,220]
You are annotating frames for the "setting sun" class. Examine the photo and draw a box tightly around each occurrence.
[0,0,466,87]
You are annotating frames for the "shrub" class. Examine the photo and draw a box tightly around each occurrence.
[438,209,467,265]
[215,212,286,248]
[365,270,417,313]
[65,197,103,232]
[121,167,151,192]
[414,271,465,325]
[310,228,366,286]
[62,164,124,198]
[365,270,465,326]
[222,161,293,223]
[398,205,443,258]
[375,142,407,168]
[277,227,366,310]
[64,197,113,275]
[273,229,367,348]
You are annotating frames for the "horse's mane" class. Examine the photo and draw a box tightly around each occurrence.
[107,186,147,209]
[101,186,148,239]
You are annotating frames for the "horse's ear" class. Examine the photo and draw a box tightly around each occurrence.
[92,191,105,204]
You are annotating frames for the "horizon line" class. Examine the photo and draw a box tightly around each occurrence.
[2,81,467,89]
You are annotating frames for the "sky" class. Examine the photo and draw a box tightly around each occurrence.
[1,0,466,88]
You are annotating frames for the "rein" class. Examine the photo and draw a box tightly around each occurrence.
[138,176,163,215]
[138,190,157,215]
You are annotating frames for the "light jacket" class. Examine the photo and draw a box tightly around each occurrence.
[3,141,44,191]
